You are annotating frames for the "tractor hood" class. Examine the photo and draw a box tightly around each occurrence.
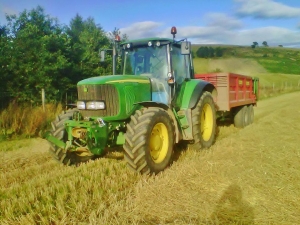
[76,75,152,121]
[78,75,150,85]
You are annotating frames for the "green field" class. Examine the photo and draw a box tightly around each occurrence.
[192,45,300,74]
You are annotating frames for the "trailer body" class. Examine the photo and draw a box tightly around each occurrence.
[195,72,259,126]
[195,73,259,111]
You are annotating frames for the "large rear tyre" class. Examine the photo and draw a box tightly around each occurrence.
[191,91,216,149]
[49,109,94,165]
[123,107,175,175]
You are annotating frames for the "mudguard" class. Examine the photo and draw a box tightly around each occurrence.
[174,79,216,141]
[175,79,216,110]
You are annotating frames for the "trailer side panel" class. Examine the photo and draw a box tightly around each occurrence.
[195,73,257,112]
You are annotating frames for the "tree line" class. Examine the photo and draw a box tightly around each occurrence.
[0,6,124,105]
[195,46,224,58]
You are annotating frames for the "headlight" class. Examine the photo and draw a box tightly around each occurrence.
[86,101,105,110]
[77,101,85,109]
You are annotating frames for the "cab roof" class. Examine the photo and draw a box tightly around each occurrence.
[121,37,173,45]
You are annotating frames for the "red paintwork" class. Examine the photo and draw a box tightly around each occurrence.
[195,73,257,112]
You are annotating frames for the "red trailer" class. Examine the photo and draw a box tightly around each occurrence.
[195,72,259,127]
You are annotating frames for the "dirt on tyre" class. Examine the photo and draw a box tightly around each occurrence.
[123,107,175,175]
[49,109,94,165]
[191,91,217,149]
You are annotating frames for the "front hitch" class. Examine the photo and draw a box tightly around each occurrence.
[42,131,66,149]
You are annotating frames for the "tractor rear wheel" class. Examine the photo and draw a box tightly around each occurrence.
[49,109,94,165]
[191,91,216,149]
[123,107,175,174]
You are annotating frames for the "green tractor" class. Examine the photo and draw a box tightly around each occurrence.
[44,27,217,174]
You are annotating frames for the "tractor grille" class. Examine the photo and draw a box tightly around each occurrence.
[77,84,119,117]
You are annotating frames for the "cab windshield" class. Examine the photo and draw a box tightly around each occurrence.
[122,45,169,104]
[122,45,168,78]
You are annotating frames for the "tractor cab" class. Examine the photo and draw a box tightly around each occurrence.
[120,34,193,105]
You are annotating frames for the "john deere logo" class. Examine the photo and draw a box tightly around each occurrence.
[84,87,88,92]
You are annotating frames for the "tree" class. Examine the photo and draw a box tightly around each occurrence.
[66,15,112,80]
[262,41,268,47]
[215,47,223,57]
[208,47,215,57]
[0,24,10,104]
[196,46,209,58]
[4,6,71,102]
[0,6,126,104]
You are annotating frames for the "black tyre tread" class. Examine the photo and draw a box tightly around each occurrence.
[123,107,175,174]
[190,91,217,149]
[48,109,93,166]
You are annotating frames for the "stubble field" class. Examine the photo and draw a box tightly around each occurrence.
[1,91,300,224]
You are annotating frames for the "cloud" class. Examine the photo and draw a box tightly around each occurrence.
[204,13,243,29]
[118,6,300,48]
[235,0,300,19]
[0,4,19,24]
[119,21,164,39]
[193,26,300,47]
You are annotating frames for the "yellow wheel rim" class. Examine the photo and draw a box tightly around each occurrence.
[149,122,169,164]
[200,103,214,142]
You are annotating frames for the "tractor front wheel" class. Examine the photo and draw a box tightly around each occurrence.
[49,109,94,165]
[123,107,175,174]
[191,91,216,149]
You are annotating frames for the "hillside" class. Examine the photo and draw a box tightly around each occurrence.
[1,91,300,224]
[192,45,300,75]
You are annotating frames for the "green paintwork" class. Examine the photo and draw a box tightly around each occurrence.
[175,79,201,109]
[44,131,66,149]
[78,75,150,85]
[78,75,151,121]
[252,77,260,100]
[63,119,127,155]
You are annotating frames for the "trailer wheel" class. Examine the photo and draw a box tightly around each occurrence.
[123,107,175,174]
[191,91,216,149]
[247,104,254,124]
[48,109,94,165]
[234,106,248,128]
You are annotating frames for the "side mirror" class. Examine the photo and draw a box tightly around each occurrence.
[181,41,191,55]
[100,50,106,62]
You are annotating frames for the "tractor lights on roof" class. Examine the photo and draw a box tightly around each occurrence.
[115,34,121,42]
[171,26,177,39]
[148,41,152,47]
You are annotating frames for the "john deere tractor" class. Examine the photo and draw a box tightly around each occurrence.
[44,27,217,174]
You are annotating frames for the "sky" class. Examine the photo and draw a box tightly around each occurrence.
[1,0,300,47]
